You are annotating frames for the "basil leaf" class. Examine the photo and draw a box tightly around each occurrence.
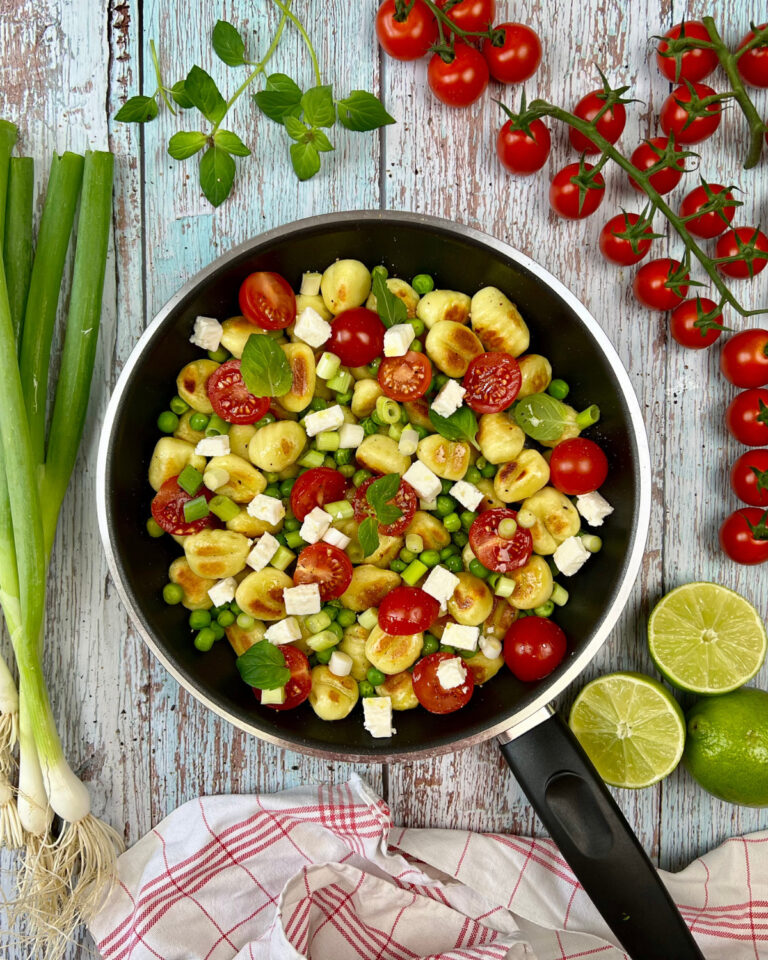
[358,516,380,558]
[212,20,246,67]
[171,81,194,109]
[311,129,335,153]
[285,116,310,142]
[371,272,407,329]
[168,131,208,160]
[513,394,569,444]
[301,84,336,128]
[236,641,290,690]
[366,473,403,526]
[199,146,235,207]
[115,95,158,123]
[290,141,321,181]
[185,65,227,124]
[254,73,303,123]
[214,129,251,156]
[337,91,395,132]
[429,405,479,449]
[240,334,292,397]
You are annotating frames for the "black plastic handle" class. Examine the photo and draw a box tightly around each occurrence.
[499,711,704,960]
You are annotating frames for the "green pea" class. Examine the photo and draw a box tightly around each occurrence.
[217,610,235,627]
[420,549,441,568]
[279,478,296,497]
[400,406,410,423]
[464,465,482,484]
[337,608,357,628]
[409,340,422,353]
[237,613,255,630]
[358,680,375,697]
[487,572,501,590]
[361,418,378,436]
[548,379,570,401]
[452,530,468,547]
[339,463,356,478]
[440,478,453,495]
[366,667,386,686]
[439,644,455,655]
[435,494,456,517]
[480,463,497,478]
[316,648,333,664]
[230,602,242,615]
[534,600,555,618]
[440,544,458,559]
[399,548,416,564]
[444,554,463,573]
[422,633,439,655]
[275,532,288,547]
[210,621,225,641]
[162,583,184,605]
[409,318,426,337]
[321,603,339,622]
[146,517,164,538]
[412,273,434,294]
[370,410,383,426]
[189,412,210,432]
[365,357,382,376]
[390,559,407,572]
[476,456,488,469]
[264,484,281,499]
[207,346,230,363]
[194,628,215,652]
[443,512,461,533]
[327,621,344,641]
[323,455,336,469]
[282,517,299,532]
[460,510,477,531]
[335,391,353,405]
[335,448,353,466]
[310,397,328,411]
[435,373,449,391]
[157,410,179,434]
[460,648,478,660]
[353,469,372,487]
[189,610,211,630]
[170,395,190,415]
[255,413,276,428]
[469,558,490,579]
[371,264,388,280]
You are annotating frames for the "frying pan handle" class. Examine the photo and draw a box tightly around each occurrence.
[498,709,704,960]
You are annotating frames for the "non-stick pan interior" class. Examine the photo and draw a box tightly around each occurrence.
[101,213,646,760]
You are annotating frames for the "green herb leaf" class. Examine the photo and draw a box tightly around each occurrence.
[254,73,303,123]
[115,95,159,123]
[212,20,247,67]
[185,65,227,124]
[290,141,321,181]
[358,516,380,558]
[429,405,479,449]
[171,80,194,109]
[214,129,251,156]
[513,394,569,444]
[236,640,290,690]
[285,116,311,142]
[301,84,336,127]
[337,91,395,131]
[311,129,335,153]
[199,146,236,207]
[366,473,403,527]
[241,334,293,396]
[168,131,208,160]
[371,271,407,329]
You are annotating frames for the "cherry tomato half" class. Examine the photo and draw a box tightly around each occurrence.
[719,508,768,565]
[628,137,685,195]
[463,352,521,414]
[378,586,440,635]
[599,212,654,266]
[549,162,605,220]
[327,308,385,367]
[725,388,768,447]
[375,0,438,60]
[715,227,768,279]
[254,646,311,710]
[428,42,489,108]
[632,258,688,311]
[151,477,218,536]
[238,271,296,330]
[679,183,736,239]
[497,118,551,176]
[293,542,354,601]
[412,652,475,714]
[569,90,627,154]
[659,82,721,145]
[503,616,567,682]
[207,359,270,425]
[469,508,533,573]
[378,350,433,401]
[730,449,768,508]
[482,22,541,84]
[438,0,495,33]
[737,24,768,88]
[353,476,418,537]
[656,21,719,83]
[720,329,768,388]
[549,438,608,495]
[290,467,348,521]
[669,298,724,350]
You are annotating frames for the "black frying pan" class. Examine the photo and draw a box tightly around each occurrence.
[96,211,702,959]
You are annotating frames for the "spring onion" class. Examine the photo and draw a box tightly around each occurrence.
[551,583,570,606]
[183,496,210,523]
[357,607,378,631]
[4,157,33,346]
[498,517,518,539]
[316,351,340,380]
[270,545,295,571]
[205,413,229,437]
[324,499,353,520]
[326,370,352,394]
[375,395,400,424]
[306,611,332,634]
[178,464,204,496]
[494,576,516,598]
[208,494,239,522]
[579,533,603,553]
[305,629,340,652]
[316,431,340,452]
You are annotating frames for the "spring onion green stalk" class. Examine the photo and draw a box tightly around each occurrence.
[4,157,34,346]
[0,120,16,252]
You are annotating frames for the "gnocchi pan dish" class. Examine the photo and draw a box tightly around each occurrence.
[147,259,614,739]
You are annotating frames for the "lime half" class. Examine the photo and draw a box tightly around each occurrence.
[648,582,766,695]
[569,672,686,789]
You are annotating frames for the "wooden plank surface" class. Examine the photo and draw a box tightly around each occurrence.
[1,0,767,956]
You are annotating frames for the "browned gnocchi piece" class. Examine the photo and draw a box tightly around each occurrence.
[425,320,484,377]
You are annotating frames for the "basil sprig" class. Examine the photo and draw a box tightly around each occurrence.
[236,641,290,690]
[240,334,292,398]
[357,473,403,557]
[371,272,407,329]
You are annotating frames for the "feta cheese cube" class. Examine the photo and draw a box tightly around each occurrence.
[246,532,280,572]
[339,423,364,449]
[299,271,322,296]
[479,635,502,660]
[403,460,442,501]
[194,434,230,457]
[293,306,331,349]
[450,479,484,511]
[436,656,467,691]
[283,583,321,616]
[431,379,466,418]
[422,565,460,606]
[246,494,285,525]
[398,427,419,456]
[260,686,286,705]
[576,491,614,527]
[264,616,302,645]
[323,527,351,549]
[300,506,333,544]
[383,323,415,357]
[442,622,479,652]
[363,696,395,738]
[207,576,237,607]
[553,535,591,577]
[189,315,223,352]
[304,404,345,437]
[329,650,353,677]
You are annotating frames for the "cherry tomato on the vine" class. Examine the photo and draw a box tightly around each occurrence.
[549,162,605,220]
[254,646,311,710]
[730,449,768,508]
[438,0,495,33]
[327,308,385,367]
[726,388,768,447]
[378,586,440,635]
[482,22,541,84]
[632,258,689,311]
[548,438,609,495]
[239,271,296,330]
[497,118,551,175]
[628,137,685,195]
[428,42,489,108]
[737,25,768,88]
[656,21,719,83]
[568,90,627,154]
[669,298,724,349]
[503,617,567,682]
[375,0,438,60]
[679,183,737,239]
[378,350,433,401]
[719,508,768,565]
[720,329,768,388]
[659,82,721,145]
[598,212,654,266]
[715,227,768,279]
[412,652,475,714]
[462,352,521,413]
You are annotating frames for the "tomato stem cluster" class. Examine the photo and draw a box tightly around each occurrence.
[416,0,498,59]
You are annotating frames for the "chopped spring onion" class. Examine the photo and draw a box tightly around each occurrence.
[326,370,353,394]
[579,533,603,553]
[305,629,340,652]
[205,413,229,437]
[576,405,600,429]
[516,509,537,529]
[306,611,332,634]
[270,545,295,571]
[177,464,203,496]
[494,576,516,598]
[316,351,341,380]
[498,517,518,539]
[203,466,229,491]
[357,607,378,631]
[324,499,353,520]
[316,431,340,452]
[183,496,210,523]
[401,558,428,586]
[375,395,400,424]
[551,583,569,606]
[208,494,239,522]
[405,533,423,553]
[298,450,325,469]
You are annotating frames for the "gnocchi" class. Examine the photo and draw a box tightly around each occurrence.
[309,666,359,720]
[365,278,420,318]
[356,434,411,476]
[521,486,581,554]
[425,320,484,378]
[206,454,265,502]
[417,435,470,481]
[220,317,257,359]
[416,289,471,328]
[494,449,550,503]
[375,671,419,710]
[340,565,401,611]
[176,359,219,412]
[447,572,493,626]
[470,287,530,357]
[507,556,554,609]
[477,413,525,465]
[185,529,251,579]
[168,557,215,611]
[365,625,423,674]
[321,259,371,314]
[517,354,553,398]
[235,568,294,621]
[276,342,316,413]
[149,438,206,492]
[248,420,306,472]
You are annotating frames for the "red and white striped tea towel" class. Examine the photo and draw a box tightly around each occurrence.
[89,774,768,960]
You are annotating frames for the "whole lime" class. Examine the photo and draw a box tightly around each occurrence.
[684,687,768,806]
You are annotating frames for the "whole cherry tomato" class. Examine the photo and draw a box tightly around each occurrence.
[482,22,541,84]
[719,508,768,565]
[549,438,609,495]
[737,24,768,88]
[438,0,495,33]
[659,82,721,144]
[599,212,655,266]
[725,388,768,446]
[412,652,475,714]
[207,359,270,424]
[254,646,312,710]
[715,227,768,279]
[497,117,551,175]
[375,0,438,60]
[679,183,737,239]
[632,258,689,311]
[656,21,719,83]
[503,617,567,682]
[628,137,685,194]
[378,586,440,635]
[549,162,605,220]
[669,298,724,350]
[239,271,296,330]
[730,449,768,508]
[569,90,627,154]
[428,42,489,108]
[720,329,768,388]
[327,308,385,366]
